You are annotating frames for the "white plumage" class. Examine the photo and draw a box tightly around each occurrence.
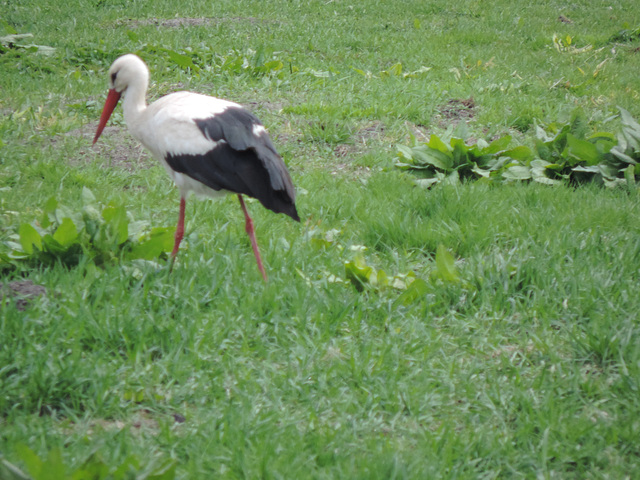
[93,54,299,281]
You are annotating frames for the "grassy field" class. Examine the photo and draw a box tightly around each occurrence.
[2,0,640,478]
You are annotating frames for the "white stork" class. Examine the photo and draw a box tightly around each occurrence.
[93,54,299,281]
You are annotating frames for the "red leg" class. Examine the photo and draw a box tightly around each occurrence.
[171,197,186,258]
[238,195,268,282]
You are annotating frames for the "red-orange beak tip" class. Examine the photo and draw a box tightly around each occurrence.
[93,88,122,145]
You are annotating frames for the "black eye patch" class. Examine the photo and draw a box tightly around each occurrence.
[111,72,118,85]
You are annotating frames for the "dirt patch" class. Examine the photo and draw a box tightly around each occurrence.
[354,121,386,144]
[93,410,161,434]
[328,122,387,180]
[243,100,286,114]
[437,98,476,126]
[64,409,185,437]
[405,121,430,142]
[333,144,354,158]
[65,122,154,172]
[0,280,47,311]
[333,121,387,158]
[118,17,266,29]
[405,100,476,141]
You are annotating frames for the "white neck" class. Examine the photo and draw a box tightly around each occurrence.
[122,77,148,129]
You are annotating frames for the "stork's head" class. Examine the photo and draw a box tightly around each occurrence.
[93,54,149,145]
[108,54,149,94]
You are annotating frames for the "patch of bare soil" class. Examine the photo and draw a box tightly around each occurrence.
[243,100,286,114]
[326,122,388,180]
[355,121,387,144]
[404,121,431,142]
[436,98,476,127]
[117,17,266,29]
[333,121,387,158]
[0,280,47,311]
[64,122,154,172]
[64,409,185,437]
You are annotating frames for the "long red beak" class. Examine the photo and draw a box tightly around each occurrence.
[93,88,122,145]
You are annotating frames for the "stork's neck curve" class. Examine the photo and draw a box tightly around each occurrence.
[121,75,148,133]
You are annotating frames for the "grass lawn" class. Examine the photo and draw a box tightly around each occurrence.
[1,0,640,478]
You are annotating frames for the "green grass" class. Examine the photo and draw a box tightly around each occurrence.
[2,0,640,478]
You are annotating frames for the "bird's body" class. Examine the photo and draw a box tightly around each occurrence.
[93,54,299,280]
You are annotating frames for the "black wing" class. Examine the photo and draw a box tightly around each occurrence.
[165,106,299,221]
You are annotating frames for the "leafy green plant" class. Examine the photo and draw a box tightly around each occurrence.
[344,254,418,292]
[151,44,288,77]
[1,446,175,480]
[0,32,56,56]
[1,188,173,269]
[62,41,288,79]
[395,108,640,188]
[344,245,459,294]
[527,108,640,187]
[552,33,593,54]
[395,127,532,187]
[609,24,640,42]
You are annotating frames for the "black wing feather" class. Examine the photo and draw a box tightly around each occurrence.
[166,106,299,221]
[194,107,295,198]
